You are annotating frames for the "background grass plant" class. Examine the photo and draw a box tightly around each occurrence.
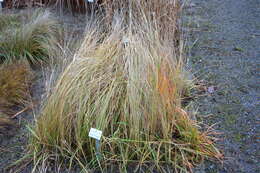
[0,10,60,65]
[0,13,21,32]
[0,61,33,115]
[102,0,180,40]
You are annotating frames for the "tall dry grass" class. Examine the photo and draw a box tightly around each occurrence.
[103,0,180,40]
[30,16,221,173]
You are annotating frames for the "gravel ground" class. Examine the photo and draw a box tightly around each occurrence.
[185,0,260,172]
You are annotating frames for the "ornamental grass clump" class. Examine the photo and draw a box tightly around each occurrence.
[30,19,221,172]
[0,10,60,65]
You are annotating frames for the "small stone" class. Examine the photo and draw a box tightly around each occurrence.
[207,86,215,94]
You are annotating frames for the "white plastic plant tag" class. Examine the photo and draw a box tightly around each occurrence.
[89,128,102,140]
[123,36,130,44]
[87,0,94,2]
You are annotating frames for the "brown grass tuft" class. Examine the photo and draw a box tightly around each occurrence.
[0,61,33,115]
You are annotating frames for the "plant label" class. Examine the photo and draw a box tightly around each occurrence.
[89,128,102,140]
[87,0,94,2]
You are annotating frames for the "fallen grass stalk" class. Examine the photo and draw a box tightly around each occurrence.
[11,106,31,119]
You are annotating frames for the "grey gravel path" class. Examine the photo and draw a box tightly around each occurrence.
[185,0,260,172]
